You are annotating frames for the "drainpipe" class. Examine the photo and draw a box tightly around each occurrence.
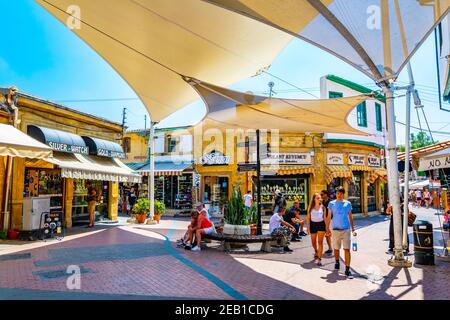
[2,87,19,231]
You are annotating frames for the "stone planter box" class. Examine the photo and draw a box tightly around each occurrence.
[223,224,251,236]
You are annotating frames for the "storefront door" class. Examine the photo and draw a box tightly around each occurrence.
[367,182,376,212]
[203,176,229,216]
[348,172,362,213]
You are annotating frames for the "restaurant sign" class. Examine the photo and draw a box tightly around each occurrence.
[418,155,450,171]
[48,141,89,155]
[368,155,381,167]
[327,153,344,165]
[348,154,366,165]
[262,153,311,165]
[200,152,230,166]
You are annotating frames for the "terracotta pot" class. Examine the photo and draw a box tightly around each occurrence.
[154,214,161,223]
[250,224,257,236]
[7,230,20,240]
[136,214,147,224]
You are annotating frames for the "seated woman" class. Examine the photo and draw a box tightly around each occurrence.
[177,211,199,248]
[185,210,215,252]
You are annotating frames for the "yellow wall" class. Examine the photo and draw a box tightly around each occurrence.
[124,132,148,162]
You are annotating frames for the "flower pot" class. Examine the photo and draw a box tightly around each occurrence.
[0,230,7,240]
[7,230,20,240]
[154,214,161,224]
[250,224,257,236]
[223,224,251,236]
[136,214,147,224]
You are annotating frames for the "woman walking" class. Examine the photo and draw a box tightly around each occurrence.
[306,193,327,266]
[423,189,431,209]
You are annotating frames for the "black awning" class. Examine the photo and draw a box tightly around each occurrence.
[27,125,89,155]
[82,136,125,159]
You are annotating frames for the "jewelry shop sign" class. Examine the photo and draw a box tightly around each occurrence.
[200,152,230,166]
[262,153,311,165]
[327,153,344,165]
[368,155,381,167]
[348,154,366,165]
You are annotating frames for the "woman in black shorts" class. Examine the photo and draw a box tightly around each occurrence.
[306,193,327,266]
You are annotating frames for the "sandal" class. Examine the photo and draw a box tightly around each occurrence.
[316,258,322,266]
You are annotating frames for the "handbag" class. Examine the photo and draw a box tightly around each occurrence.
[407,212,416,227]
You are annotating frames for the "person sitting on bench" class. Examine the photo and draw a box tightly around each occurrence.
[270,207,296,252]
[185,208,215,252]
[177,211,199,248]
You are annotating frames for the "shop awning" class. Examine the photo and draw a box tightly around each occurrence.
[36,0,292,122]
[27,125,89,155]
[368,168,388,184]
[191,79,369,135]
[44,152,141,183]
[138,162,193,176]
[258,165,315,176]
[349,165,372,172]
[325,165,353,184]
[82,136,125,159]
[418,146,450,171]
[0,123,53,159]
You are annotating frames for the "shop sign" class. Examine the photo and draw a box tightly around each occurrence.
[97,148,126,159]
[200,152,230,166]
[418,155,450,171]
[327,153,344,165]
[348,154,366,165]
[368,156,381,167]
[193,174,201,186]
[262,153,311,165]
[48,141,89,155]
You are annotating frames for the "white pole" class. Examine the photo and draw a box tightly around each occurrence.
[384,85,409,267]
[149,122,155,220]
[403,63,414,248]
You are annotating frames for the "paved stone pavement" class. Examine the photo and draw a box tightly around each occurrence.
[0,206,449,300]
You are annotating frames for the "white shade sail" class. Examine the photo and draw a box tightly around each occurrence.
[0,123,53,159]
[36,0,293,121]
[188,79,369,134]
[205,0,450,84]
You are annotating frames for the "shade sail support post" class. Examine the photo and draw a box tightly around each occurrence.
[256,129,262,236]
[148,121,157,221]
[384,84,412,268]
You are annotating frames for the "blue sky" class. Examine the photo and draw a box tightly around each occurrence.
[1,0,449,144]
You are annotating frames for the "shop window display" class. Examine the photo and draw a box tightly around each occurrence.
[348,173,362,213]
[24,168,63,212]
[72,179,106,218]
[326,178,342,200]
[368,182,376,212]
[256,176,308,214]
[203,176,229,216]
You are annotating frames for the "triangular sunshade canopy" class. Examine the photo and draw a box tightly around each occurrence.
[205,0,450,85]
[36,0,293,122]
[187,78,369,134]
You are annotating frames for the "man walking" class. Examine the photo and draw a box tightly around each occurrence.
[326,186,356,278]
[320,190,333,254]
[85,181,97,228]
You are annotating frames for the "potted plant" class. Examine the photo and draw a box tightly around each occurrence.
[223,188,251,236]
[0,230,7,240]
[245,205,258,236]
[7,229,20,240]
[132,198,149,224]
[154,200,166,224]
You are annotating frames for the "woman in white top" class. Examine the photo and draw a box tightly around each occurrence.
[306,193,327,266]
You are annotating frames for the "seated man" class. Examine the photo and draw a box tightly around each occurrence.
[177,211,198,248]
[283,207,304,241]
[185,209,215,252]
[270,207,296,252]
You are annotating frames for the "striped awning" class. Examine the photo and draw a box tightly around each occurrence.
[325,165,353,184]
[258,165,315,176]
[349,165,372,172]
[138,162,193,177]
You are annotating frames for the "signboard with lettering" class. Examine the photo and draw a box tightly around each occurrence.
[48,141,89,155]
[327,153,344,165]
[368,155,381,167]
[348,154,366,165]
[261,153,311,165]
[200,152,230,166]
[418,155,450,171]
[237,162,258,172]
[97,148,126,159]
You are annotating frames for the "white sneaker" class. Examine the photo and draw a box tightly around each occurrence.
[191,246,201,252]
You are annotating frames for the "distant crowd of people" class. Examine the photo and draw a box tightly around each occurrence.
[408,188,440,209]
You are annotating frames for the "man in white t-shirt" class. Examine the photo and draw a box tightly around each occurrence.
[243,191,253,208]
[415,189,422,208]
[269,207,296,252]
[196,202,210,220]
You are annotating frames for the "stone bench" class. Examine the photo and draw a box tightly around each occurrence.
[203,232,283,253]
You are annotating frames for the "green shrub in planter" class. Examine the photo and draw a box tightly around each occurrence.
[133,198,149,216]
[0,230,7,240]
[154,200,166,215]
[224,188,248,225]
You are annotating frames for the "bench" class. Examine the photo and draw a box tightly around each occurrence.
[203,232,283,253]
